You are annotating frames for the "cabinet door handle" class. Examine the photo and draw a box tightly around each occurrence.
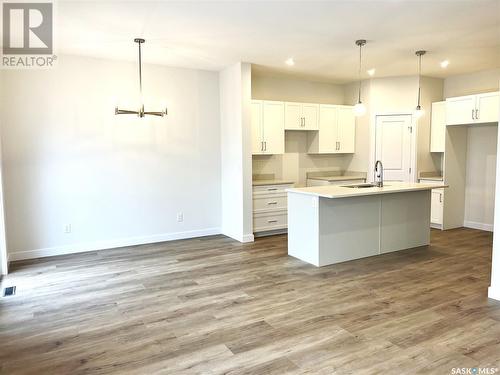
[267,201,278,205]
[268,219,278,223]
[472,109,475,120]
[475,109,479,120]
[267,188,278,191]
[439,193,442,203]
[264,141,267,151]
[261,141,264,151]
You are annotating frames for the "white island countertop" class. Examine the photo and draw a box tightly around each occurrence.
[287,182,447,199]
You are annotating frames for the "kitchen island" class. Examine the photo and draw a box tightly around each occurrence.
[286,182,446,267]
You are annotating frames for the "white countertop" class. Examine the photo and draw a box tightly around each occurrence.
[252,179,295,186]
[307,175,366,182]
[287,182,447,199]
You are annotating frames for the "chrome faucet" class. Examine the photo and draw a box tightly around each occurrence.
[374,160,384,187]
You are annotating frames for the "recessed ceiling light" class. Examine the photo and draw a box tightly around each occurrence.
[367,68,376,76]
[440,60,449,68]
[285,57,295,66]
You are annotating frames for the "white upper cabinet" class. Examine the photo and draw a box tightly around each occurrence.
[284,102,302,130]
[308,104,355,154]
[446,92,499,126]
[476,92,500,123]
[430,101,446,153]
[262,101,285,154]
[251,100,284,155]
[251,101,264,154]
[337,106,355,153]
[301,104,319,130]
[446,95,476,126]
[285,102,319,130]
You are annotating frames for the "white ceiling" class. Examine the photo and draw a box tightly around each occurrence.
[56,0,500,83]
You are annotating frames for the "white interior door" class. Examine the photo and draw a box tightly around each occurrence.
[375,115,413,182]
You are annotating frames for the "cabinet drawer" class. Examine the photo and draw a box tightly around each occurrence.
[253,184,293,195]
[253,195,287,212]
[253,211,287,232]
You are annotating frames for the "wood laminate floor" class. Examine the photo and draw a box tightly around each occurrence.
[1,228,500,374]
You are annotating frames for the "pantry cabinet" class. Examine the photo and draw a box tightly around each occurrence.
[446,91,499,126]
[285,102,319,130]
[430,101,446,153]
[308,104,355,154]
[251,100,285,155]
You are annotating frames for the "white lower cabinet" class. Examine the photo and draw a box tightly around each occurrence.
[430,189,444,227]
[253,183,293,233]
[421,179,444,228]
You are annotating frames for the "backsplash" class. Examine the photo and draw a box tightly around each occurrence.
[252,132,349,187]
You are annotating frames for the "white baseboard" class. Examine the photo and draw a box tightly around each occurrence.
[463,220,494,232]
[8,227,221,261]
[488,286,500,301]
[241,233,255,243]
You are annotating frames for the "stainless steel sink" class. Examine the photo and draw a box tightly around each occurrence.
[342,183,384,189]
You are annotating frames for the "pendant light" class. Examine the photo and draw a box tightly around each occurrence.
[414,50,426,119]
[115,38,168,118]
[353,39,367,117]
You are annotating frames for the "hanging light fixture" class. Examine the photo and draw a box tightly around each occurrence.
[414,50,426,119]
[115,38,168,118]
[353,39,367,117]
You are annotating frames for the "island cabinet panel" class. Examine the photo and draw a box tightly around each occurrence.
[318,196,379,265]
[379,190,431,254]
[287,193,320,266]
[287,186,434,267]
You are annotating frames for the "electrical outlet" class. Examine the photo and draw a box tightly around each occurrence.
[64,224,72,234]
[177,212,184,222]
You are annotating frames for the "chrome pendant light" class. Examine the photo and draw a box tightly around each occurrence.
[115,38,167,118]
[414,50,426,119]
[353,39,367,117]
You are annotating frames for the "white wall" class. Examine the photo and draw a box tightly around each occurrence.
[0,72,7,273]
[444,69,500,230]
[0,55,221,260]
[343,80,372,173]
[251,72,349,187]
[444,69,500,97]
[464,125,498,230]
[489,78,500,301]
[251,72,345,103]
[219,62,253,242]
[344,76,443,177]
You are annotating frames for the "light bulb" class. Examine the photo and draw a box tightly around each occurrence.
[415,106,425,118]
[353,102,366,117]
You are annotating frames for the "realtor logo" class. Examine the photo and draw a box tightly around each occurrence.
[2,2,56,68]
